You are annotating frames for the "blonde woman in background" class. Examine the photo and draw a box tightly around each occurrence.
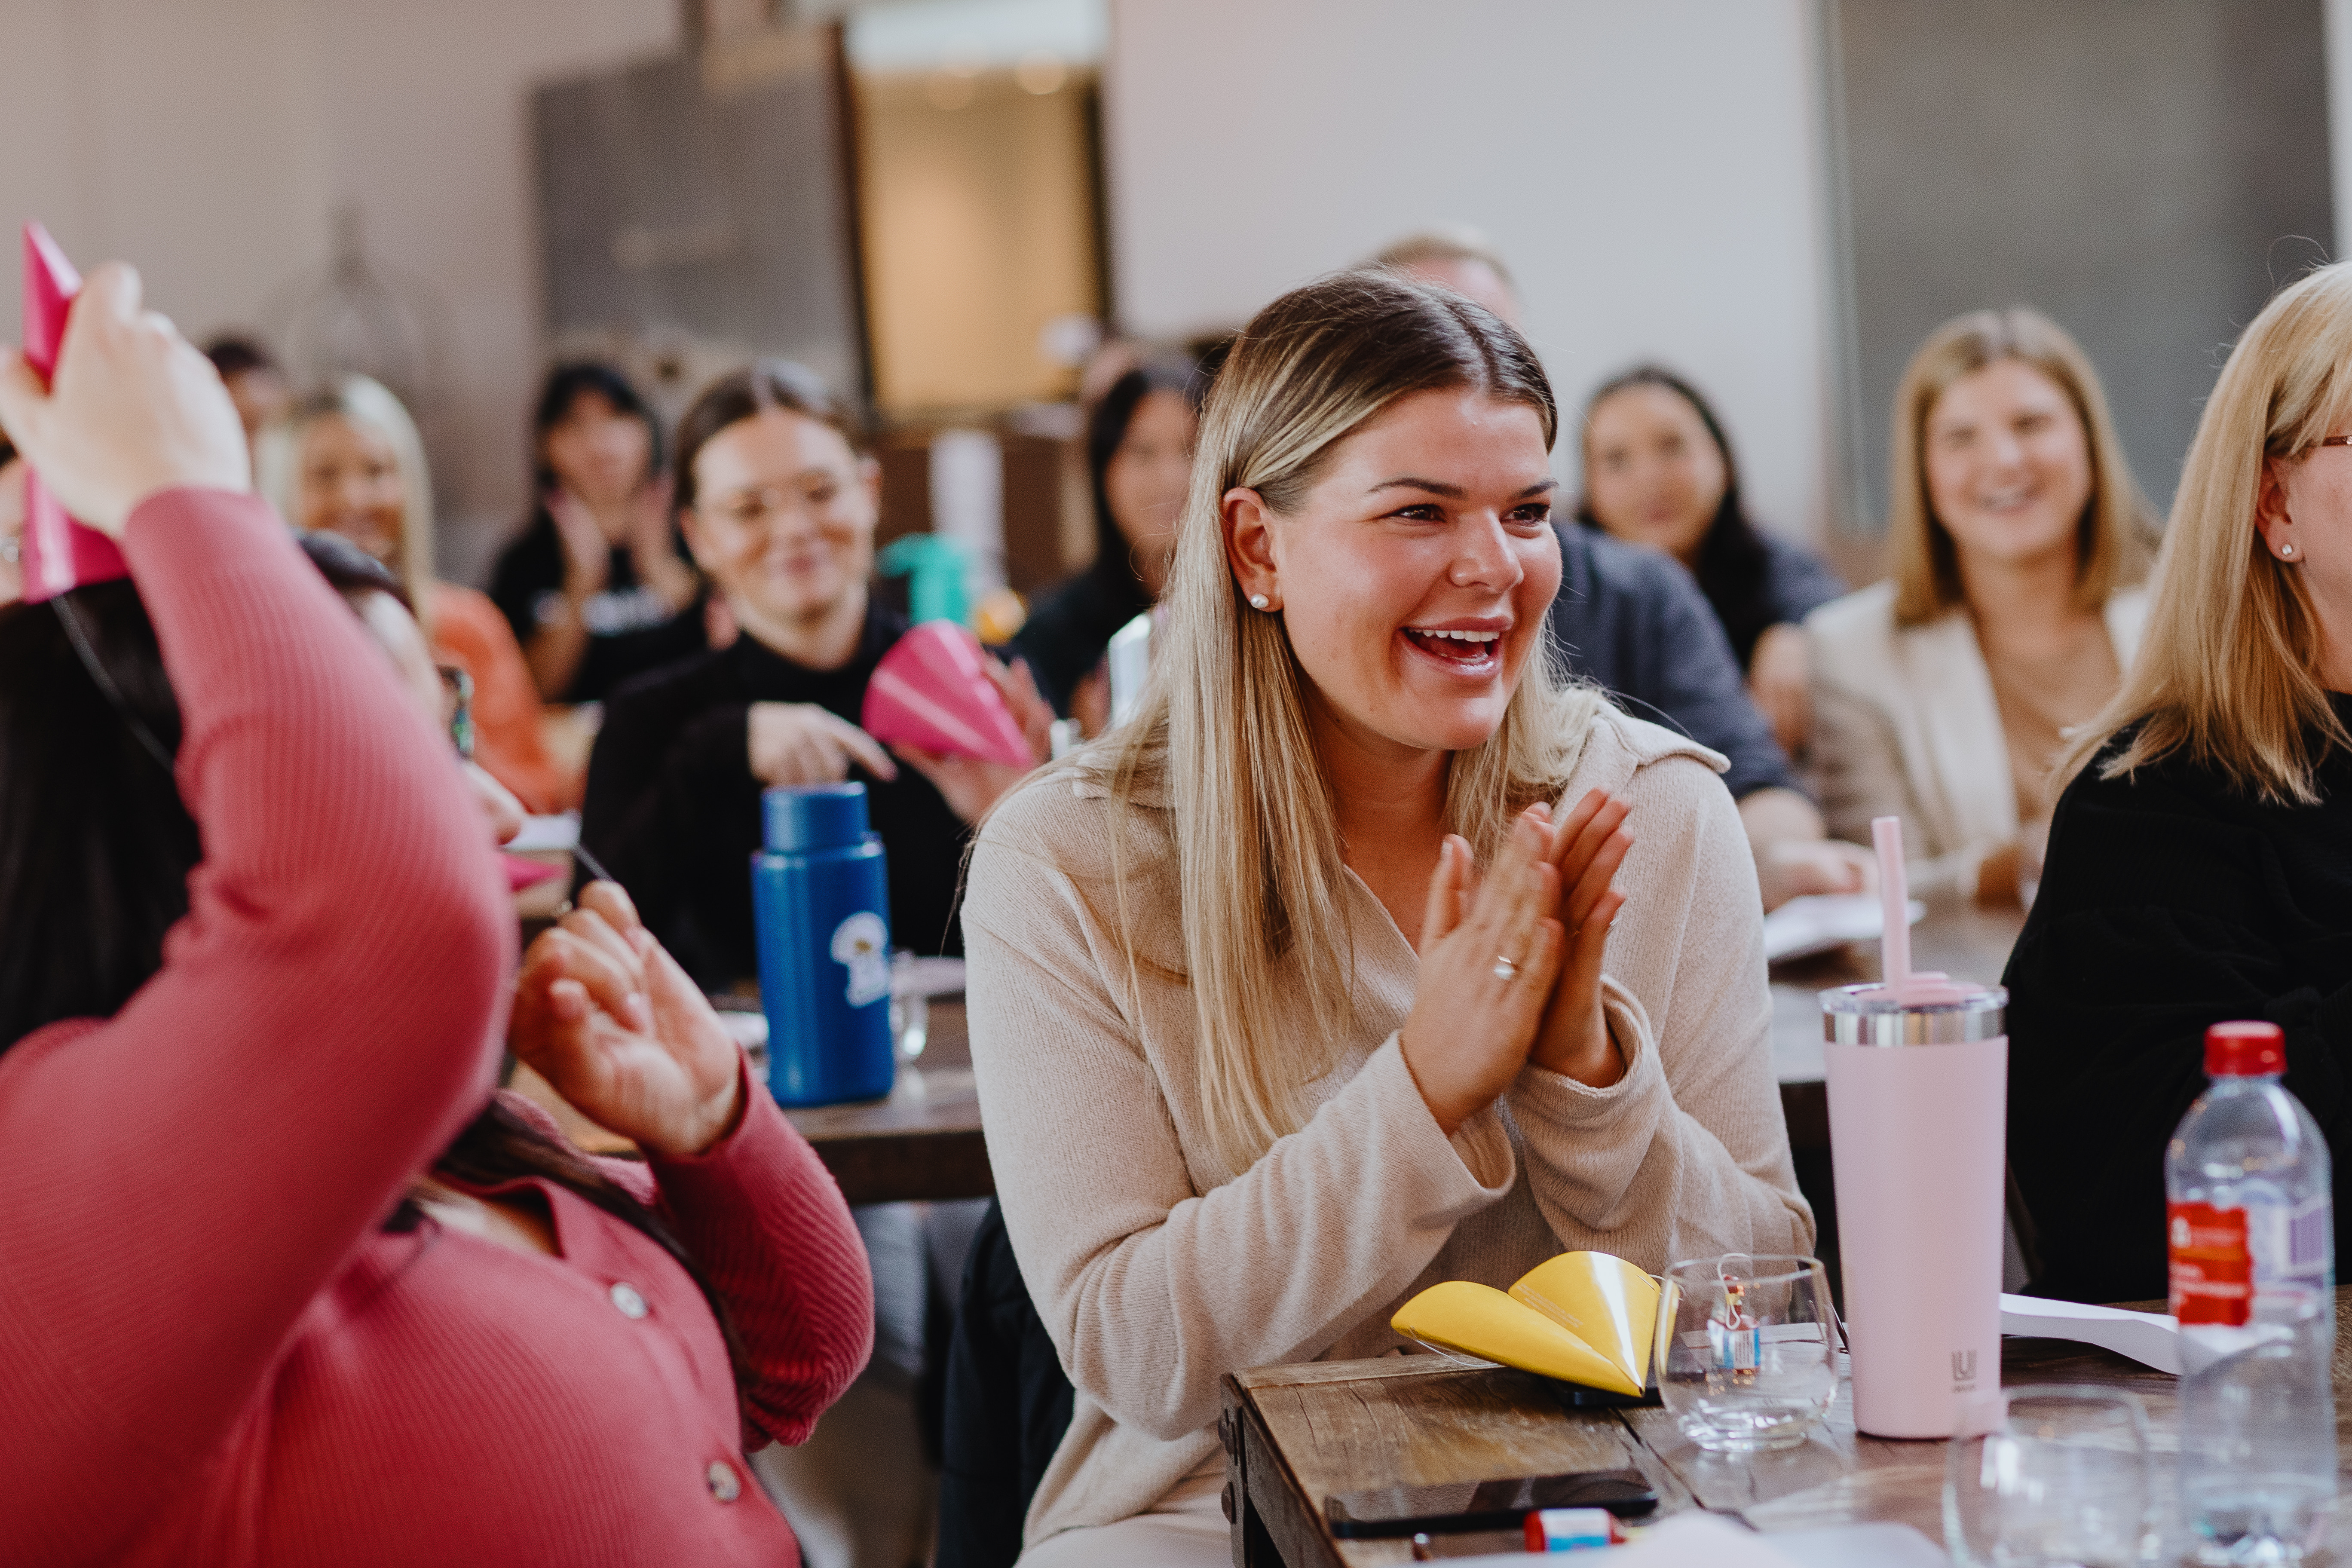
[963,272,1810,1564]
[1806,309,2154,900]
[259,375,576,813]
[2007,260,2352,1308]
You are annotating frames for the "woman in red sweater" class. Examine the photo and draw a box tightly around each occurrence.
[0,265,873,1565]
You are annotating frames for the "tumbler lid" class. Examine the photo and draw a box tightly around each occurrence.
[2205,1020,2285,1077]
[763,783,871,851]
[1821,980,2006,1045]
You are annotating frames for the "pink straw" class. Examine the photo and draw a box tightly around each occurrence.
[1871,814,1957,1002]
[1873,816,1911,992]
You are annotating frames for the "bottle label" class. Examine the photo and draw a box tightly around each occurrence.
[2168,1201,2252,1326]
[829,911,891,1007]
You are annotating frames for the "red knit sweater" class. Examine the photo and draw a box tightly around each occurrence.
[0,490,874,1566]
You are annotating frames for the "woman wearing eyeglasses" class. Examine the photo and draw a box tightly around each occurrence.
[579,364,1051,991]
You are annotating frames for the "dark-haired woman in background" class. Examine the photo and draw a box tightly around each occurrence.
[1009,358,1200,724]
[0,261,870,1565]
[1580,367,1846,753]
[581,361,1051,988]
[491,362,706,703]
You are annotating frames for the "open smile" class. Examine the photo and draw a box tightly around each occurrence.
[1400,623,1507,678]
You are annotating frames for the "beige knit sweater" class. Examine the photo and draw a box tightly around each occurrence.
[961,704,1813,1546]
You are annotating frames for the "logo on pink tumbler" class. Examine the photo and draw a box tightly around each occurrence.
[19,222,131,603]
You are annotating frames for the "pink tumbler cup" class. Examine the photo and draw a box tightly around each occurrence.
[1822,981,2008,1439]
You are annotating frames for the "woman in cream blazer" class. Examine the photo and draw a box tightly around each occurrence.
[1808,308,2155,900]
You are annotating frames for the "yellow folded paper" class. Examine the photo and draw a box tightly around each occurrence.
[1390,1251,1658,1396]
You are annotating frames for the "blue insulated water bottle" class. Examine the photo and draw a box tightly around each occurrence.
[752,784,897,1106]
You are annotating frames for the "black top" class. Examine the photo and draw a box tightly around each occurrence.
[2004,696,2352,1304]
[488,517,709,704]
[1544,523,1796,801]
[1006,558,1152,717]
[579,602,970,990]
[1706,531,1847,673]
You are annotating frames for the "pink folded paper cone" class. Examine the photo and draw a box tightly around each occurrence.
[20,223,130,603]
[861,621,1033,769]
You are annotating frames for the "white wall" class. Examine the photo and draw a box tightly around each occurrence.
[2329,0,2352,261]
[1103,0,1835,543]
[0,0,677,583]
[4,0,1837,562]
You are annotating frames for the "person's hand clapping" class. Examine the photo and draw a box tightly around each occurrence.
[510,881,744,1159]
[546,487,612,599]
[625,473,699,614]
[1399,807,1567,1137]
[891,655,1054,824]
[0,263,248,535]
[1526,790,1634,1086]
[748,701,899,787]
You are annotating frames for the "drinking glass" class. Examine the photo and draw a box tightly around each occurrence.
[1943,1387,2157,1567]
[888,949,928,1060]
[1654,1254,1838,1452]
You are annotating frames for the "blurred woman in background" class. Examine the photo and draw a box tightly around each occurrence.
[2008,261,2352,1304]
[1807,308,2153,901]
[492,362,705,703]
[1579,366,1846,753]
[1009,357,1200,724]
[580,361,1049,989]
[259,373,576,813]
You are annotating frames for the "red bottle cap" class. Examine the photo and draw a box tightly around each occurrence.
[2205,1021,2285,1077]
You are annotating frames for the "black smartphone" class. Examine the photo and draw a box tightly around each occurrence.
[1323,1469,1658,1538]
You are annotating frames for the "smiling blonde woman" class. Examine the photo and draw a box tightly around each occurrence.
[963,273,1811,1564]
[1805,308,2155,901]
[257,374,574,812]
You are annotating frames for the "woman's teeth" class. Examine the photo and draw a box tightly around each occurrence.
[1404,628,1501,661]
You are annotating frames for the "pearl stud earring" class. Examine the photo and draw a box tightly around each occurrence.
[2283,544,2297,558]
[1249,594,1271,609]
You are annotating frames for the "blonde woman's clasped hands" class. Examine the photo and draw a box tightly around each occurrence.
[1400,788,1632,1136]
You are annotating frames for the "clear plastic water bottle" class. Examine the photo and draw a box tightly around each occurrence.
[2167,1020,2337,1563]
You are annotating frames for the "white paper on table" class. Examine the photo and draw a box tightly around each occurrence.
[1999,1292,2180,1375]
[1440,1513,1948,1566]
[505,813,582,853]
[1762,894,1926,963]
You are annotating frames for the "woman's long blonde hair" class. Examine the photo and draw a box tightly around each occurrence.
[1886,308,2153,626]
[2060,263,2352,804]
[256,374,437,617]
[1078,271,1601,1175]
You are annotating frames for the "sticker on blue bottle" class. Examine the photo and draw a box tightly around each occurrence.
[830,912,891,1006]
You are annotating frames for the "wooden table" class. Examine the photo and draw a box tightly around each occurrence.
[510,999,990,1207]
[1222,1289,2352,1565]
